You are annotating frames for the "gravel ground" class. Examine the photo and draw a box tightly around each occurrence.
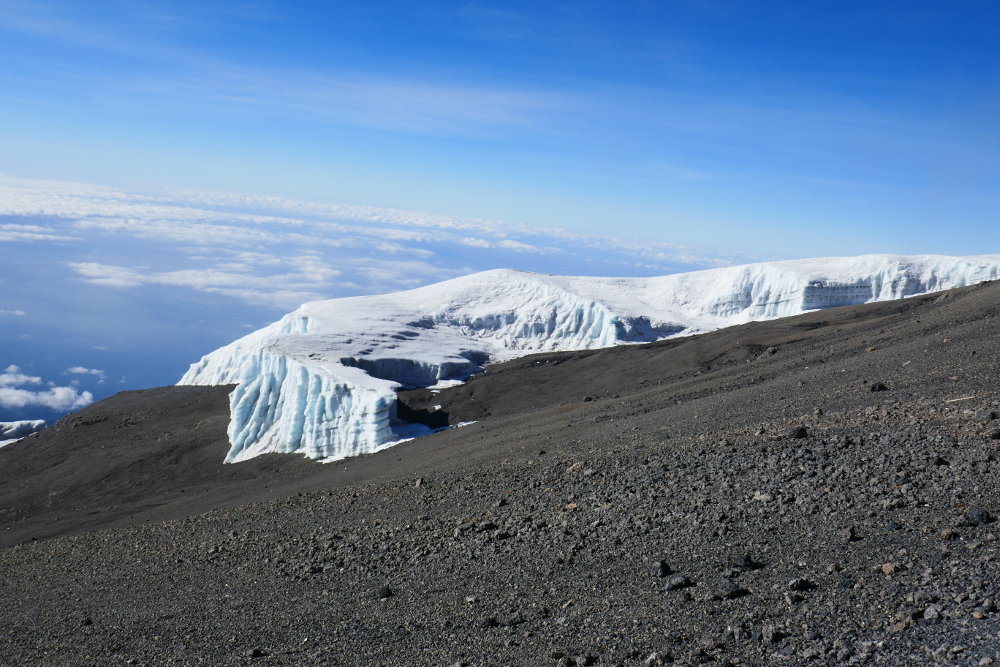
[2,281,1000,665]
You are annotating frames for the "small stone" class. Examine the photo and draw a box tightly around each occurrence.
[941,529,959,540]
[881,563,898,575]
[964,507,995,526]
[655,560,672,578]
[712,582,750,600]
[248,648,268,659]
[923,605,942,621]
[477,616,500,629]
[644,651,672,666]
[870,381,889,392]
[665,574,693,591]
[788,425,809,439]
[753,490,774,502]
[788,578,817,592]
[762,625,787,644]
[376,585,393,600]
[841,526,859,542]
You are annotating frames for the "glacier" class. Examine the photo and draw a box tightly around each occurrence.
[0,420,46,448]
[179,254,1000,463]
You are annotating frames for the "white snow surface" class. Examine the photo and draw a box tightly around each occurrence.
[0,420,46,448]
[179,254,1000,463]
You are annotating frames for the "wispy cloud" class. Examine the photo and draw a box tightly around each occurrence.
[160,66,572,137]
[67,366,106,382]
[68,257,349,309]
[0,223,78,242]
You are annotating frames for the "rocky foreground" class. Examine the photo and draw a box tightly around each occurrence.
[3,282,1000,665]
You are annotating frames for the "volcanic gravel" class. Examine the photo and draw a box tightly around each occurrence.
[3,281,1000,665]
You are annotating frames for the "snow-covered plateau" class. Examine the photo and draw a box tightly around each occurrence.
[179,254,1000,463]
[0,420,46,448]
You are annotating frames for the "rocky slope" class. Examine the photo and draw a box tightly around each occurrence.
[2,280,1000,665]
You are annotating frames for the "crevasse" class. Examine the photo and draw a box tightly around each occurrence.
[179,254,1000,463]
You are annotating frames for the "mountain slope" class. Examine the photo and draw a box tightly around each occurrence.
[180,254,1000,462]
[3,278,1000,665]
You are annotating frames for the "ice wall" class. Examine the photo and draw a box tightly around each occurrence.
[180,254,1000,463]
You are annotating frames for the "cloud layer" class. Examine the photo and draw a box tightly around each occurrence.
[0,175,756,311]
[0,365,93,411]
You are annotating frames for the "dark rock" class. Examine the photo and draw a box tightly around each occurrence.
[655,560,672,578]
[376,585,393,599]
[963,507,994,526]
[248,648,268,659]
[644,651,672,666]
[477,616,500,629]
[788,578,818,592]
[711,582,750,600]
[870,382,889,392]
[788,425,809,439]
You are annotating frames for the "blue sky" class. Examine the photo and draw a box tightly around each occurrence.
[2,1,998,256]
[0,1,998,423]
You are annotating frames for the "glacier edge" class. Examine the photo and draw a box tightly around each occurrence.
[178,254,1000,463]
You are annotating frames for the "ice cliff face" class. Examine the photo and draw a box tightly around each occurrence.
[179,254,1000,463]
